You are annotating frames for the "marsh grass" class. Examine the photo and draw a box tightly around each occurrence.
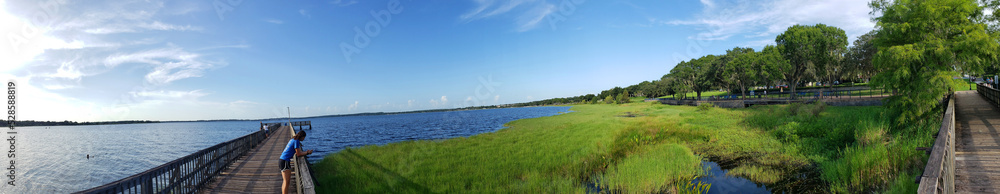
[314,100,936,193]
[597,144,703,193]
[744,102,936,193]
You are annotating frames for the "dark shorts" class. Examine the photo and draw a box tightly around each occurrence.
[279,159,291,171]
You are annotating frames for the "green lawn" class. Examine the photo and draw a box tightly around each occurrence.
[313,101,937,193]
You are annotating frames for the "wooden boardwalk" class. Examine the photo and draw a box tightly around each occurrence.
[200,126,297,193]
[954,90,1000,193]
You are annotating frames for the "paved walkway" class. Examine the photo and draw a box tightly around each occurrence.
[954,90,1000,193]
[201,126,297,193]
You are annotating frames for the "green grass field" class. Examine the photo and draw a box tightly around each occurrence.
[313,100,938,193]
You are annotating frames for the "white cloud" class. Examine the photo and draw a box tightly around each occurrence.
[196,44,250,51]
[440,96,448,105]
[103,46,220,85]
[130,90,207,99]
[299,9,310,18]
[460,0,557,32]
[348,101,359,111]
[407,99,415,107]
[263,18,283,24]
[2,73,100,121]
[0,0,84,73]
[700,0,715,8]
[667,0,875,44]
[80,20,200,34]
[494,95,500,103]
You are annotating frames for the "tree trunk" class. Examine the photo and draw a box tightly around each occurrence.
[790,80,798,100]
[740,83,747,100]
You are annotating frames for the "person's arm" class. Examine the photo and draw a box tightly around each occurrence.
[294,148,313,157]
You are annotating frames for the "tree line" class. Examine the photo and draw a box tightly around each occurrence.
[522,0,1000,125]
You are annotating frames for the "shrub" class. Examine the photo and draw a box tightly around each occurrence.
[787,103,803,116]
[808,101,826,117]
[620,91,631,103]
[771,122,800,143]
[605,95,615,104]
[696,103,714,111]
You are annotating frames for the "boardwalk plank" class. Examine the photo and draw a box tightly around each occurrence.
[200,126,298,194]
[953,90,1000,193]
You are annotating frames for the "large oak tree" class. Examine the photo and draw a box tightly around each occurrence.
[775,24,847,99]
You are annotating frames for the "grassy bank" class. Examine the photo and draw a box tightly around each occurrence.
[313,100,937,193]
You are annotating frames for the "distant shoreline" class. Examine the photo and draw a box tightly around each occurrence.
[4,105,571,127]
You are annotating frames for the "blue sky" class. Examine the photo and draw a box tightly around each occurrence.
[0,0,875,121]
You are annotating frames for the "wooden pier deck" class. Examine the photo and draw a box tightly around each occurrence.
[200,125,297,193]
[954,90,1000,193]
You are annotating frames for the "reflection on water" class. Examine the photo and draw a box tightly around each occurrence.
[694,161,770,194]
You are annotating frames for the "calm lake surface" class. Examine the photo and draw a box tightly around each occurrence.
[0,106,570,193]
[694,161,770,194]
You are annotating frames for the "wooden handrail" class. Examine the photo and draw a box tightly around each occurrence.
[917,94,955,194]
[289,123,317,194]
[978,83,1000,108]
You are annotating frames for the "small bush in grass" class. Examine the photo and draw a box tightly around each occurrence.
[808,100,826,117]
[696,103,714,111]
[855,121,887,146]
[771,122,800,143]
[787,103,803,116]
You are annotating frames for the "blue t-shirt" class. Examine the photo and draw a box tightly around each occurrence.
[280,139,302,161]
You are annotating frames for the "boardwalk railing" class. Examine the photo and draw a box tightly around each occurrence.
[76,124,281,194]
[653,87,890,101]
[917,93,956,194]
[291,125,317,194]
[290,120,313,130]
[977,83,1000,107]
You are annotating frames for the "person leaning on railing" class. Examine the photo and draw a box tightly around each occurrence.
[279,131,314,194]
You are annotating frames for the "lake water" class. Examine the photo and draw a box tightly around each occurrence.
[693,161,770,194]
[0,106,570,193]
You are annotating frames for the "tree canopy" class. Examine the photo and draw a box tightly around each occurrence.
[776,24,849,99]
[670,55,720,99]
[871,0,1000,124]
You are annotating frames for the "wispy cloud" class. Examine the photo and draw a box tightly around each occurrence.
[460,0,557,32]
[103,46,221,85]
[196,43,251,51]
[667,0,875,44]
[130,90,207,99]
[299,9,310,18]
[82,21,201,34]
[263,18,284,24]
[329,0,357,7]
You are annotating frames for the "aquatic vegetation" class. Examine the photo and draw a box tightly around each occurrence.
[314,101,934,193]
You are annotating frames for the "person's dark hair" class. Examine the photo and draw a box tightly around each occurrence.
[295,131,307,140]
